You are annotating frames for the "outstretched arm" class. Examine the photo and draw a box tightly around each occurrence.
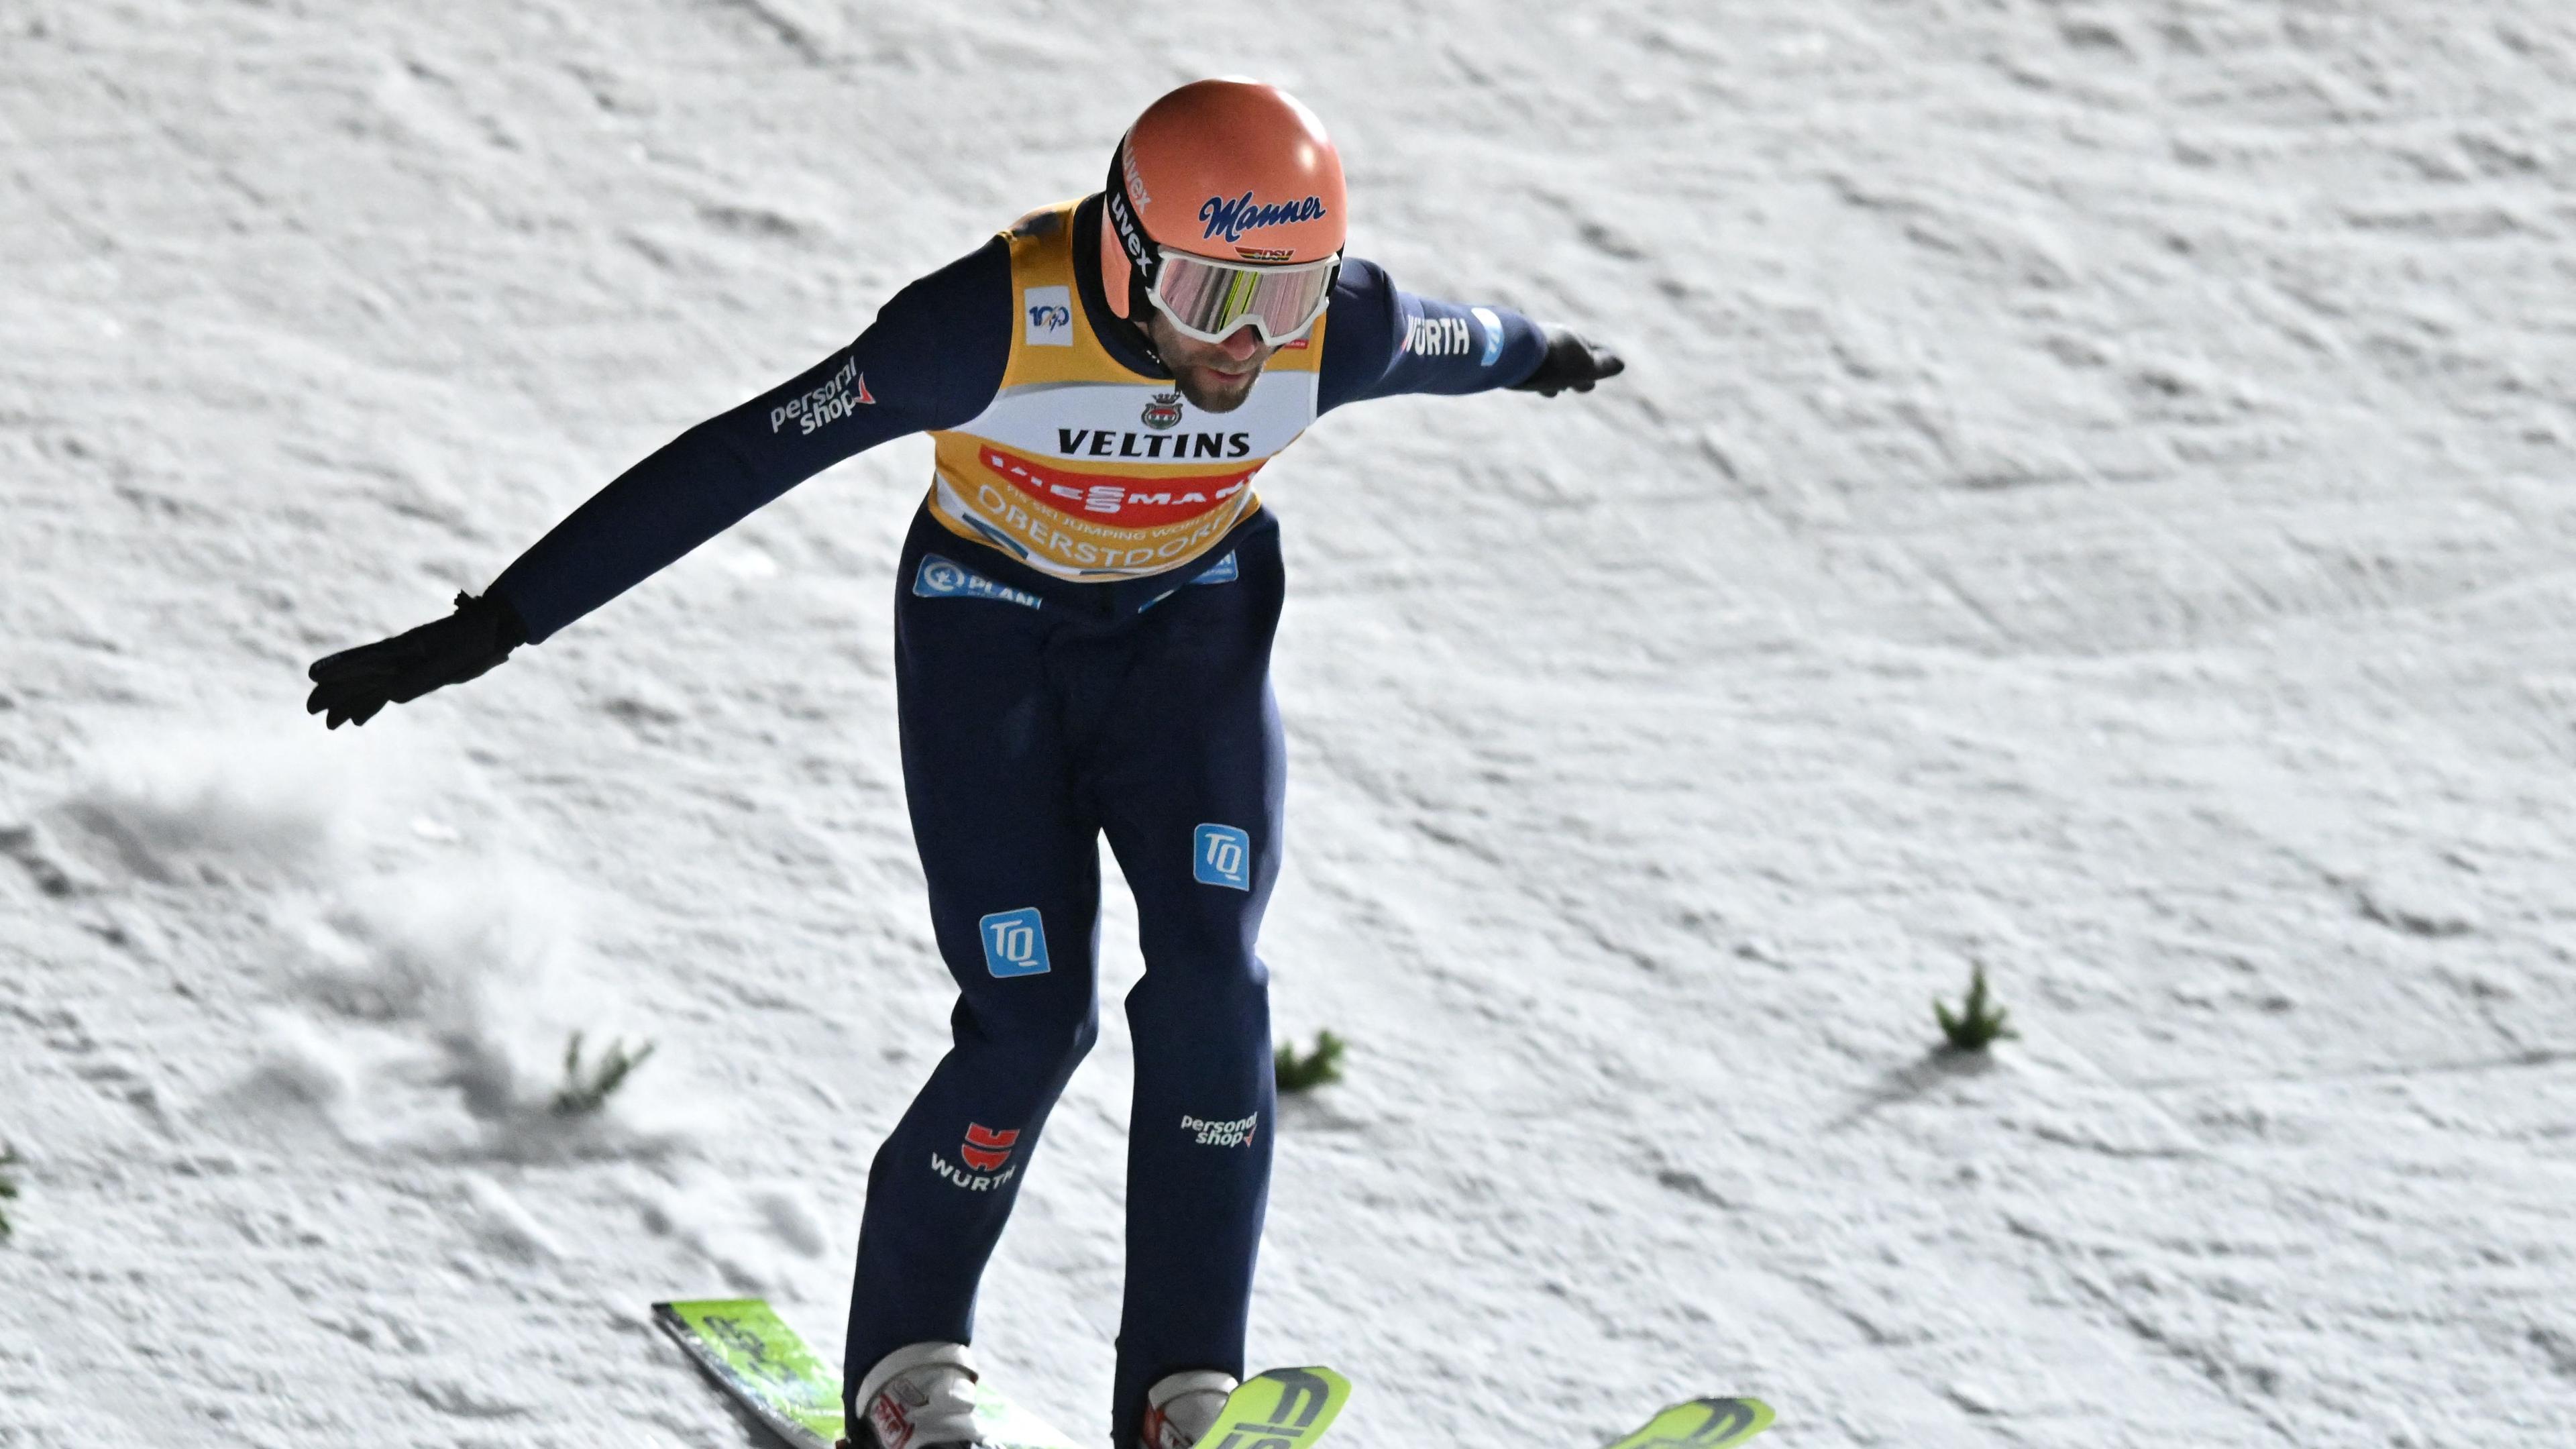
[307,238,1010,728]
[1316,258,1621,413]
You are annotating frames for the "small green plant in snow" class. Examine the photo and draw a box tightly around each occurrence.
[1275,1030,1347,1093]
[552,1031,657,1116]
[1935,965,2017,1053]
[0,1144,22,1242]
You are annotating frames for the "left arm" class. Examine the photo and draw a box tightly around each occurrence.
[1316,258,1621,412]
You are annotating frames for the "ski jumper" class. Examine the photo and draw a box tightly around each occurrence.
[483,193,1548,1447]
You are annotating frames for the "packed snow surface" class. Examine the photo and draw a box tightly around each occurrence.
[5,2,2574,1446]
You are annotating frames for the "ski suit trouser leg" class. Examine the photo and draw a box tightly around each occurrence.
[845,511,1285,1449]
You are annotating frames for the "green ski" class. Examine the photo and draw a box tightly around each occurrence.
[1599,1397,1775,1449]
[1196,1365,1352,1449]
[653,1299,1083,1449]
[654,1298,1352,1449]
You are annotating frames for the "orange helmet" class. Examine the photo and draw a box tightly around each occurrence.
[1102,79,1348,344]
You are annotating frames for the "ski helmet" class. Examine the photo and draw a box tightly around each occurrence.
[1101,78,1348,345]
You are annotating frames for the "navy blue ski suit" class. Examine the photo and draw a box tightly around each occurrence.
[484,193,1546,1446]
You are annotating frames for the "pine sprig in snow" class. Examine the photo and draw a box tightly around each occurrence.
[551,1031,657,1116]
[0,1144,22,1242]
[1935,965,2017,1053]
[1275,1030,1346,1093]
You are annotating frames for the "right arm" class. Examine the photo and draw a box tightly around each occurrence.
[492,238,1010,643]
[306,237,1008,727]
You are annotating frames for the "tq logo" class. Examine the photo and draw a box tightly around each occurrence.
[1140,392,1185,431]
[960,1123,1020,1172]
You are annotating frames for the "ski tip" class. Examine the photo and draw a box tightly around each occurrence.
[1610,1396,1774,1449]
[1216,1366,1352,1446]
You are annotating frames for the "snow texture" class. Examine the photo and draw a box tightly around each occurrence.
[5,2,2575,1447]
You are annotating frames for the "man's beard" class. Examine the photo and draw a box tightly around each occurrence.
[1173,364,1257,413]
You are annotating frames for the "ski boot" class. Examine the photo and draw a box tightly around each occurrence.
[846,1342,984,1449]
[1139,1369,1240,1449]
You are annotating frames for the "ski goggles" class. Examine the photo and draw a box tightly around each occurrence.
[1146,248,1340,347]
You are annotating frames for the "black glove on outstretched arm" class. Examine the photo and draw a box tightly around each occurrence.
[1509,325,1626,397]
[306,590,529,729]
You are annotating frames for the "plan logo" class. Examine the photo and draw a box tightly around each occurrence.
[1193,824,1251,890]
[1024,285,1073,346]
[913,554,1040,610]
[1140,392,1185,431]
[959,1122,1020,1173]
[979,907,1051,977]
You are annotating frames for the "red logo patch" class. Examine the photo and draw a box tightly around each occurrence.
[979,446,1256,529]
[960,1123,1020,1173]
[871,1392,914,1449]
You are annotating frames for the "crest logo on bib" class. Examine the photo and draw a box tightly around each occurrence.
[1140,392,1185,431]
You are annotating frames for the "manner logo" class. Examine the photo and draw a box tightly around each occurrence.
[1199,191,1328,244]
[1024,285,1073,346]
[1193,824,1251,890]
[980,907,1051,977]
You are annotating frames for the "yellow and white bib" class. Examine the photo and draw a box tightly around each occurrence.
[923,200,1325,580]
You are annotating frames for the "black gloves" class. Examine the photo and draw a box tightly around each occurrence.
[306,590,529,729]
[1511,325,1626,397]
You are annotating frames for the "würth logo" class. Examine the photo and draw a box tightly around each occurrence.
[960,1123,1020,1172]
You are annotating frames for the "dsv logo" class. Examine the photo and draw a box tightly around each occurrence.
[1028,303,1071,330]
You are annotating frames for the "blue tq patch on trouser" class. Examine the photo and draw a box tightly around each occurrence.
[916,553,1042,609]
[1193,824,1251,890]
[979,907,1052,976]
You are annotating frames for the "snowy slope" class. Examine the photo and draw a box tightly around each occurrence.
[4,2,2573,1446]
